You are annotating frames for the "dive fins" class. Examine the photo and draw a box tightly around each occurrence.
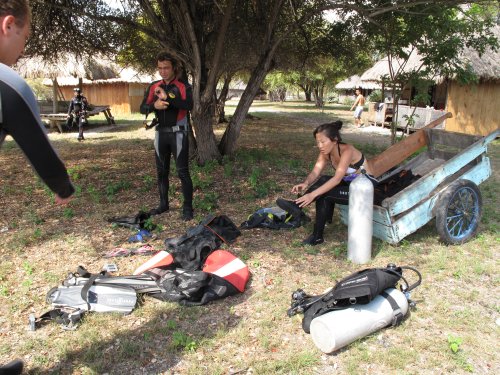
[63,273,162,294]
[47,284,137,314]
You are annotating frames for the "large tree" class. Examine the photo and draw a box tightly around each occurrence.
[28,0,498,162]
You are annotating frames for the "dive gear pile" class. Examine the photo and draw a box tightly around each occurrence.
[240,206,310,230]
[37,215,248,330]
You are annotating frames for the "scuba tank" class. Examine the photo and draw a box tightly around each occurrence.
[310,287,408,353]
[348,170,374,264]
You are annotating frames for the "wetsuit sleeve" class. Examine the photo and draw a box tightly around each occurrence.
[140,83,157,115]
[83,96,90,110]
[67,99,74,115]
[165,82,193,110]
[0,81,75,198]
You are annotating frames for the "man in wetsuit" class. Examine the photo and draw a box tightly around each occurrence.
[140,52,194,221]
[0,0,74,205]
[66,87,89,141]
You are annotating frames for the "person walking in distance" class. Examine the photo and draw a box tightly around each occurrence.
[350,88,365,128]
[140,52,194,220]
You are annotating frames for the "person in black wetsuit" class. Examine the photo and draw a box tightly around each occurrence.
[277,121,377,246]
[140,52,194,221]
[0,3,73,374]
[0,0,74,205]
[66,87,89,141]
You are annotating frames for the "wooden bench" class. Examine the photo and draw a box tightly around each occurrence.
[40,105,115,133]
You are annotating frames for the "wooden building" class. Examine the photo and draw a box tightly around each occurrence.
[50,69,157,115]
[15,55,157,115]
[444,30,500,136]
[358,30,500,136]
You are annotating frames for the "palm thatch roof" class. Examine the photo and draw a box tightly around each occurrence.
[459,26,500,81]
[15,54,158,85]
[41,68,159,86]
[14,54,120,80]
[359,51,425,82]
[360,26,500,84]
[335,75,381,90]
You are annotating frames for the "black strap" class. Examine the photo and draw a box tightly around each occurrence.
[37,308,85,330]
[381,290,405,326]
[80,273,101,311]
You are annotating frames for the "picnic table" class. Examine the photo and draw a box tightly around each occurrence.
[40,105,116,133]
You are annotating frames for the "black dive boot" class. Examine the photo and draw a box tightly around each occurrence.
[181,206,194,221]
[302,232,324,246]
[149,180,169,216]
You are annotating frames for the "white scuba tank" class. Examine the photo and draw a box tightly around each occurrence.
[348,171,374,264]
[310,287,408,353]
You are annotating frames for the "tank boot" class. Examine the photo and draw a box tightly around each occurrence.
[325,202,334,224]
[302,233,324,246]
[148,205,169,216]
[181,206,194,221]
[150,180,169,216]
[276,198,302,219]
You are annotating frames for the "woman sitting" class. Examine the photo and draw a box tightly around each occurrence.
[277,120,377,245]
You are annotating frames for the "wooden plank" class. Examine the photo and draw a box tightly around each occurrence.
[368,112,452,178]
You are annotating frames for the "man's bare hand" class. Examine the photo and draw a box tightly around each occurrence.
[154,99,169,110]
[154,86,168,100]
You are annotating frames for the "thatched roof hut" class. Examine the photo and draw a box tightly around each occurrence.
[359,27,500,135]
[359,51,426,83]
[15,54,120,80]
[14,55,158,115]
[335,75,381,90]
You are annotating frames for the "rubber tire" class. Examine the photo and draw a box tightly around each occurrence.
[435,179,482,245]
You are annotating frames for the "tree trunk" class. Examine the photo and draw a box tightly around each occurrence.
[218,50,276,156]
[191,97,221,164]
[216,75,231,123]
[305,90,312,101]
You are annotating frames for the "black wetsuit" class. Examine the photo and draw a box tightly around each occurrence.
[67,94,89,140]
[140,78,193,214]
[0,63,74,198]
[307,144,377,240]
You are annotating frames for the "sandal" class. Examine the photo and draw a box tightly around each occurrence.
[103,247,133,258]
[131,244,157,256]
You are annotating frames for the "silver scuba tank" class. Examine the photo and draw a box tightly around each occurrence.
[347,170,374,264]
[310,287,409,353]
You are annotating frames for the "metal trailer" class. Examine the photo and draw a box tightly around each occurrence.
[338,128,499,245]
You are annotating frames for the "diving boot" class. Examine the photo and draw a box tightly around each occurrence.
[181,207,194,221]
[150,180,169,216]
[302,233,324,246]
[148,205,169,216]
[276,198,302,219]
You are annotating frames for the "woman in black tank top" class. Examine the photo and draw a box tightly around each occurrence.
[277,121,377,246]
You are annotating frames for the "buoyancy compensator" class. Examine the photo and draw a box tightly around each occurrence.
[287,264,422,333]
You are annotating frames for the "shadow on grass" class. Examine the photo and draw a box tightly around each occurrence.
[27,291,252,374]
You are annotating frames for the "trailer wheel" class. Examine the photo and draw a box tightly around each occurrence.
[435,180,482,245]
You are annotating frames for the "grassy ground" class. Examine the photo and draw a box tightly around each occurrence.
[0,101,498,374]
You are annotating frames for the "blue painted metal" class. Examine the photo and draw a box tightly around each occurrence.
[337,129,497,244]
